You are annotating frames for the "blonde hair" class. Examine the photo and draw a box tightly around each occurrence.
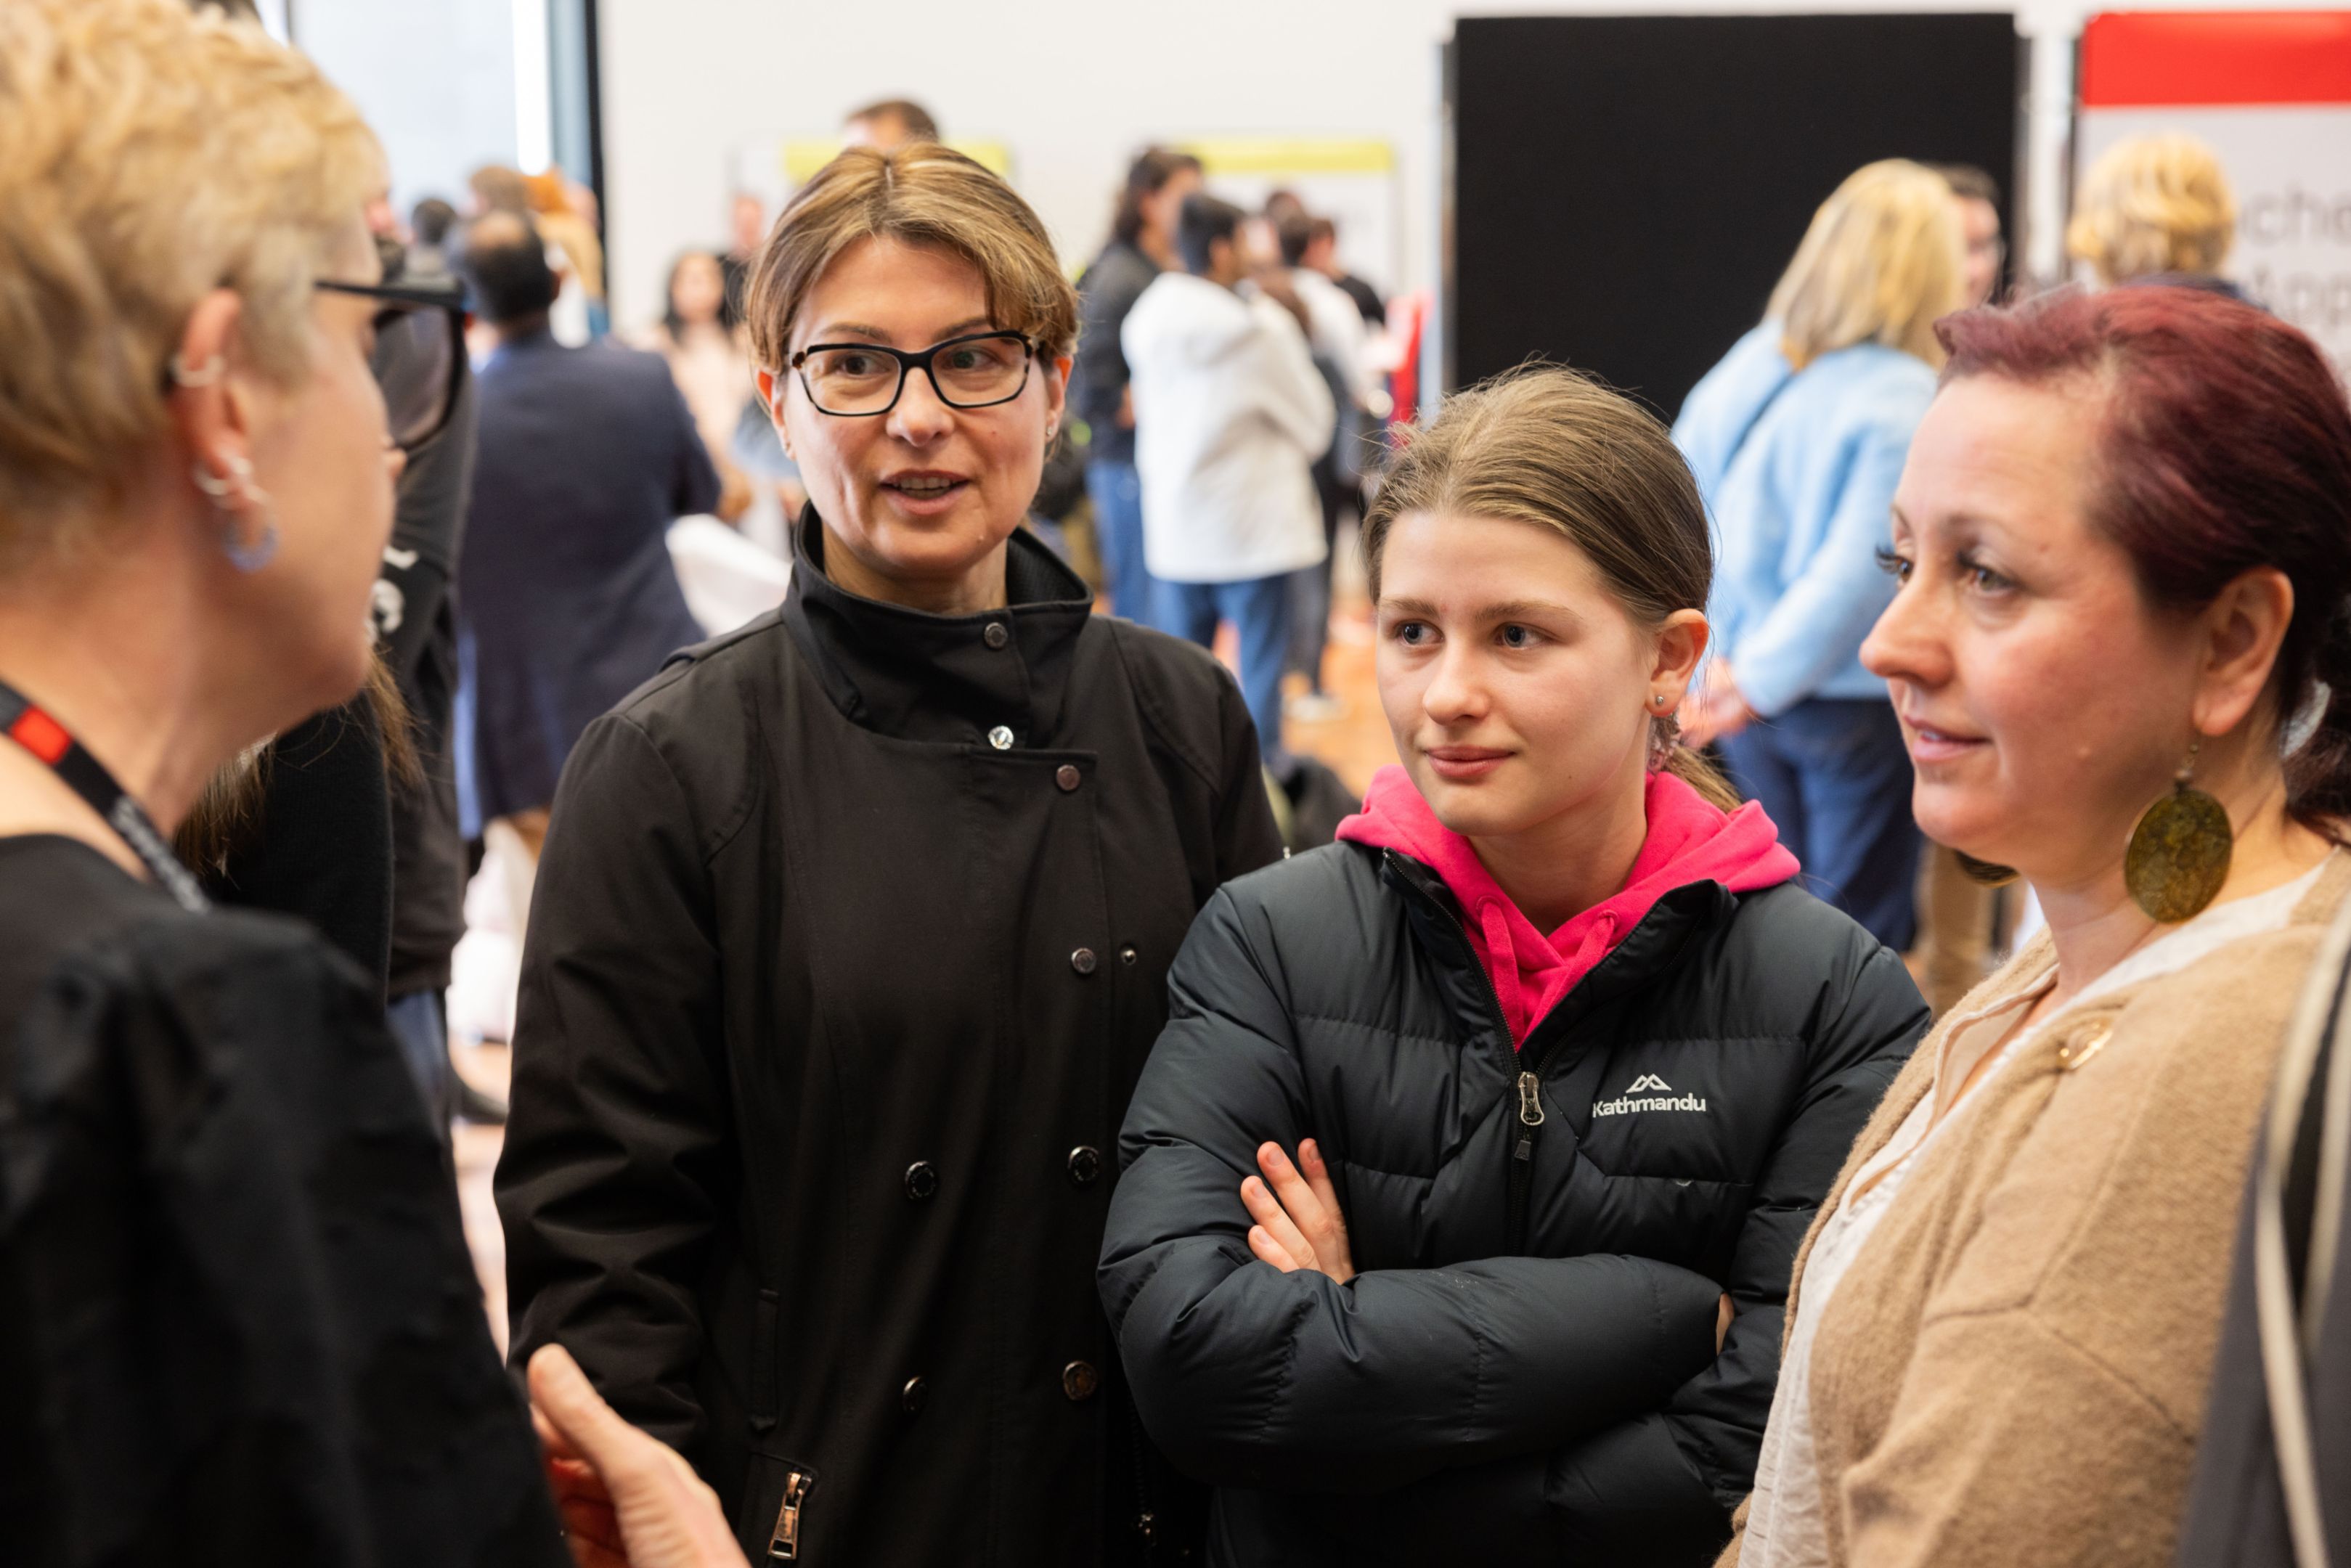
[2066,134,2237,285]
[746,144,1079,372]
[0,0,382,568]
[1362,367,1740,810]
[1769,159,1965,371]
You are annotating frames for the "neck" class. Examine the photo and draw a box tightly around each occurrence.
[494,312,551,346]
[1467,755,1653,932]
[820,526,1011,617]
[0,510,264,870]
[2028,754,2334,1009]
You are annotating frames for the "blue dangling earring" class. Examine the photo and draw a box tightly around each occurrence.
[192,457,280,573]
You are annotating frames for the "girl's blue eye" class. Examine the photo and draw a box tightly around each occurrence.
[1875,547,1913,584]
[1394,621,1430,645]
[1499,624,1536,649]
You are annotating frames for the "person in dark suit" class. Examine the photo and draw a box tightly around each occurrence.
[453,212,717,889]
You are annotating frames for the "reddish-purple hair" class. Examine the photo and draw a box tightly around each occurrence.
[1938,285,2351,827]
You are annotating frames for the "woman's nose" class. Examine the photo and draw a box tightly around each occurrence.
[887,370,956,444]
[1862,580,1933,686]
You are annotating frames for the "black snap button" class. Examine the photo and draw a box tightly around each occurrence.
[1070,947,1098,976]
[1062,1360,1100,1402]
[1119,945,1138,965]
[1067,1145,1102,1186]
[1055,764,1082,792]
[982,621,1010,650]
[905,1161,937,1201]
[902,1375,928,1413]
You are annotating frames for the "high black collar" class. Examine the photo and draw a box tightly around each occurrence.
[781,509,1096,747]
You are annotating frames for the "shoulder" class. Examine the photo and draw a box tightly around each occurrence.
[1703,880,1926,1032]
[1091,616,1253,784]
[1171,843,1393,979]
[1798,345,1938,431]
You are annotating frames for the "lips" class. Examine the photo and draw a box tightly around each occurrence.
[879,470,971,513]
[1899,713,1988,765]
[1424,745,1511,782]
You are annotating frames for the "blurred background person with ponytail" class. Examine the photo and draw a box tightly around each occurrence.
[1676,160,1965,955]
[1075,147,1203,620]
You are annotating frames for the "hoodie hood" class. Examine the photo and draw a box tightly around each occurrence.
[1337,764,1801,1047]
[1120,271,1260,367]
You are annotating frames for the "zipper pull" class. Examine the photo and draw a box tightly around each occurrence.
[770,1471,812,1561]
[1514,1070,1544,1161]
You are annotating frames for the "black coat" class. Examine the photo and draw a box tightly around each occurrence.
[1100,841,1927,1566]
[497,516,1284,1567]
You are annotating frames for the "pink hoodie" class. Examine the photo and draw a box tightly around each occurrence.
[1336,765,1801,1048]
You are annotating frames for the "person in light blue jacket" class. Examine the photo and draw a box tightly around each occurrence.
[1676,160,1965,950]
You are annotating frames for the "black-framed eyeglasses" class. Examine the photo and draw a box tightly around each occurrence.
[317,279,470,455]
[788,330,1035,417]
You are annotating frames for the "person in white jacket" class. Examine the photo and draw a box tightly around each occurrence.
[1122,193,1333,772]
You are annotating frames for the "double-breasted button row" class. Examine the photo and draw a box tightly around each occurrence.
[905,1151,1101,1198]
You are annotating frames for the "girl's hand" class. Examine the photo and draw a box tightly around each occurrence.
[1241,1138,1356,1286]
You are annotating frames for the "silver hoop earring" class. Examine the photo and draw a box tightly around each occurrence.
[169,353,227,388]
[192,457,277,572]
[191,454,251,503]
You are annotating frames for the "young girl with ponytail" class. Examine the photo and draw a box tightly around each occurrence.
[1099,366,1929,1565]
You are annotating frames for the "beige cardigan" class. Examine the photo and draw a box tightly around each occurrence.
[1719,854,2351,1568]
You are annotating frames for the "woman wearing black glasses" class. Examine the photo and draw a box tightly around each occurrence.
[497,144,1284,1567]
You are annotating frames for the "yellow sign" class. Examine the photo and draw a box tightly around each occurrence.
[781,139,1015,184]
[1178,138,1395,176]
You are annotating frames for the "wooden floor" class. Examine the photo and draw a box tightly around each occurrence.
[454,582,1398,1339]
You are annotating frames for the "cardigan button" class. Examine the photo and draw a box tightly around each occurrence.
[1056,764,1082,792]
[904,1161,938,1201]
[1070,947,1099,976]
[1062,1360,1100,1402]
[987,724,1014,750]
[982,621,1011,650]
[1067,1146,1102,1186]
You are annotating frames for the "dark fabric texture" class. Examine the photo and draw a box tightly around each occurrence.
[0,836,563,1568]
[456,327,716,829]
[497,514,1285,1567]
[1100,840,1928,1566]
[1333,273,1385,327]
[1073,239,1160,466]
[205,697,395,1005]
[2175,952,2351,1568]
[380,363,478,999]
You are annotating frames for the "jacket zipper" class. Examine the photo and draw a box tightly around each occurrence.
[768,1470,812,1561]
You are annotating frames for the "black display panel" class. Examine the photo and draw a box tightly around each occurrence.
[1448,13,2020,416]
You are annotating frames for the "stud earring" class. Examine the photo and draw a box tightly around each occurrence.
[2124,735,2233,922]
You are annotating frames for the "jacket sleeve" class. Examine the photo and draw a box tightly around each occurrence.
[495,711,731,1455]
[1541,936,1929,1557]
[1724,402,1922,718]
[1101,889,1727,1497]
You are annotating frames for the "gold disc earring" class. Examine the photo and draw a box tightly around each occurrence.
[2123,737,2233,923]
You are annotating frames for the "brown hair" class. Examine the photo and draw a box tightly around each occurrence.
[745,144,1079,374]
[1362,366,1738,809]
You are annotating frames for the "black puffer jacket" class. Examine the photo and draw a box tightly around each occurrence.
[1099,841,1927,1565]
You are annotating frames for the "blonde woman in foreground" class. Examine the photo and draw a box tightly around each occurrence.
[1722,285,2351,1568]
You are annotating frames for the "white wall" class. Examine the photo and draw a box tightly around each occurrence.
[295,0,522,220]
[594,0,2349,335]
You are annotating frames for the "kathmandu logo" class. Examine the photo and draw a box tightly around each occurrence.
[1592,1073,1709,1116]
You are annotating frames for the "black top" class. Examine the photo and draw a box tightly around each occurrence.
[1072,239,1160,467]
[205,696,395,1002]
[0,835,563,1567]
[497,513,1285,1565]
[1101,842,1928,1565]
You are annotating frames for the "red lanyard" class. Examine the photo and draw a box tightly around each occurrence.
[0,679,210,912]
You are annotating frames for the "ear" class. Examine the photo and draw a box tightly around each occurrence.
[2193,565,2296,740]
[1040,353,1072,440]
[1649,609,1712,709]
[166,287,256,494]
[754,366,794,460]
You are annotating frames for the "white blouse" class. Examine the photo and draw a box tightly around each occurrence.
[1737,861,2328,1568]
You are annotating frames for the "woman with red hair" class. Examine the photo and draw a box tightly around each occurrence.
[1719,285,2351,1568]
